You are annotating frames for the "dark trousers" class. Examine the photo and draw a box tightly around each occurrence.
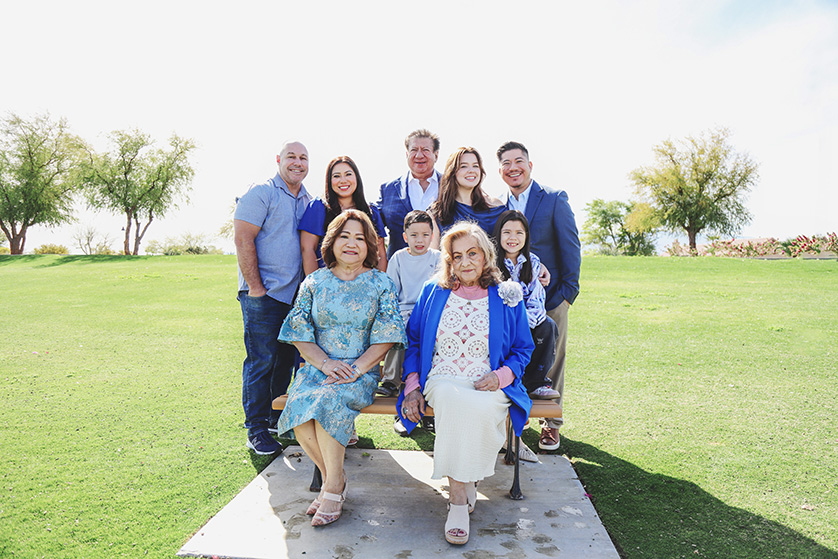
[521,316,558,393]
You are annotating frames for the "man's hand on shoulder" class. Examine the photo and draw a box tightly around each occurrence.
[538,266,551,287]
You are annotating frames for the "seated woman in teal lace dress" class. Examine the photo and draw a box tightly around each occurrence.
[276,210,406,527]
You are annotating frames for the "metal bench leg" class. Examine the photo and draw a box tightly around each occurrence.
[509,433,524,500]
[505,419,524,500]
[309,466,322,492]
[504,420,515,465]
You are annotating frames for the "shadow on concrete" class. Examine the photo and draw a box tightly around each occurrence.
[561,437,837,558]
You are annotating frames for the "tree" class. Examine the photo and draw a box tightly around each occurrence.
[217,203,236,240]
[0,113,84,254]
[582,199,659,256]
[630,127,758,253]
[72,224,115,255]
[83,130,195,255]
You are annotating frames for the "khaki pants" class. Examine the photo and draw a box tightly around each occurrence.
[381,346,405,385]
[544,300,569,429]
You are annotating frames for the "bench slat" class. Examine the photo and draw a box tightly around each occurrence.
[272,394,561,419]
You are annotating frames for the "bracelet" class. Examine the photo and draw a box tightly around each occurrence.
[321,358,328,370]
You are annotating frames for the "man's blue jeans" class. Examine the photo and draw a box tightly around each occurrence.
[239,292,297,436]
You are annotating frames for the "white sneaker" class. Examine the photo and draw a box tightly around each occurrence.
[502,440,539,463]
[529,386,561,400]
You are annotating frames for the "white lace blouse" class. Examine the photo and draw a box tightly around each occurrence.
[428,292,491,381]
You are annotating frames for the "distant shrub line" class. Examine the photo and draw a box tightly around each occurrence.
[666,232,838,258]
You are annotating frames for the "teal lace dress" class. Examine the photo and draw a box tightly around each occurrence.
[276,267,407,446]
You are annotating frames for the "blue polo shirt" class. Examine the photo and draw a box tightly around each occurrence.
[235,173,311,304]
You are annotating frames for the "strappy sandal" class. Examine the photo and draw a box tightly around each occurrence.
[305,494,322,516]
[310,491,344,526]
[465,481,477,514]
[445,503,470,545]
[311,475,348,526]
[447,481,478,514]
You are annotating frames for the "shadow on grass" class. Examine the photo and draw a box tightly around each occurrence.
[0,254,150,267]
[561,437,837,559]
[248,451,279,474]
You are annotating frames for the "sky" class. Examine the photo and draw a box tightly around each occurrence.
[2,0,836,254]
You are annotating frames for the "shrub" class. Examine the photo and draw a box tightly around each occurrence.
[823,232,838,256]
[787,234,838,258]
[665,239,691,257]
[93,245,117,255]
[33,244,69,255]
[704,238,781,258]
[0,246,9,255]
[144,233,222,256]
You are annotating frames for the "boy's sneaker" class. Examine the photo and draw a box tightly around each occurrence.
[538,427,561,451]
[393,415,408,436]
[375,381,399,397]
[246,431,284,455]
[529,386,560,400]
[501,440,540,463]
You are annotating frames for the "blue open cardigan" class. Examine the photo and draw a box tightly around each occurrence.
[396,282,535,436]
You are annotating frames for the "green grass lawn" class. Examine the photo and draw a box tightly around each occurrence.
[1,255,835,558]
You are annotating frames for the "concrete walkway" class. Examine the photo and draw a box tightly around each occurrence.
[179,447,619,559]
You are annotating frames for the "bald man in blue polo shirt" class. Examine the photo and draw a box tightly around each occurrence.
[234,141,312,455]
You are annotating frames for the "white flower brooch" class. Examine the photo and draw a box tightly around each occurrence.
[498,280,524,307]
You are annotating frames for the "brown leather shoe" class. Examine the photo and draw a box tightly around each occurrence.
[538,427,560,451]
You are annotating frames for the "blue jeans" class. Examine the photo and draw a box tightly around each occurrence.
[239,292,297,436]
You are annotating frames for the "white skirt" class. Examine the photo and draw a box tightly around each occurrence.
[424,375,511,482]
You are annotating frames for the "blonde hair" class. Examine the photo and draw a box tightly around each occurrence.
[434,222,503,290]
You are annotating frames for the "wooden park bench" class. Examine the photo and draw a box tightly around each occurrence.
[272,394,562,500]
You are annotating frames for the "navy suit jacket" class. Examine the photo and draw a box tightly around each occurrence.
[396,282,534,436]
[375,171,441,259]
[506,180,581,310]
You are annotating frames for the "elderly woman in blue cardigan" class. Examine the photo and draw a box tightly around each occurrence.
[397,222,534,546]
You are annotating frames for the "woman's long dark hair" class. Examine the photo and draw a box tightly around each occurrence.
[493,210,533,285]
[323,156,372,227]
[430,147,490,226]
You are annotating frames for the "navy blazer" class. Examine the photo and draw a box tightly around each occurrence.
[396,282,534,436]
[375,170,441,259]
[507,180,581,310]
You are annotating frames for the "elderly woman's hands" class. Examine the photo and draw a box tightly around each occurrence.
[402,388,426,423]
[473,371,500,391]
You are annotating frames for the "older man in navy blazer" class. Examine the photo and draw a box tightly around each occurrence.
[375,129,442,259]
[497,141,581,452]
[375,129,442,434]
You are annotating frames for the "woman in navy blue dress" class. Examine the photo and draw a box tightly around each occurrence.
[430,147,506,238]
[299,155,387,275]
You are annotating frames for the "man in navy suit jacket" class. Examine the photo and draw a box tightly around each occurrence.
[375,129,442,434]
[497,141,581,452]
[375,129,442,259]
